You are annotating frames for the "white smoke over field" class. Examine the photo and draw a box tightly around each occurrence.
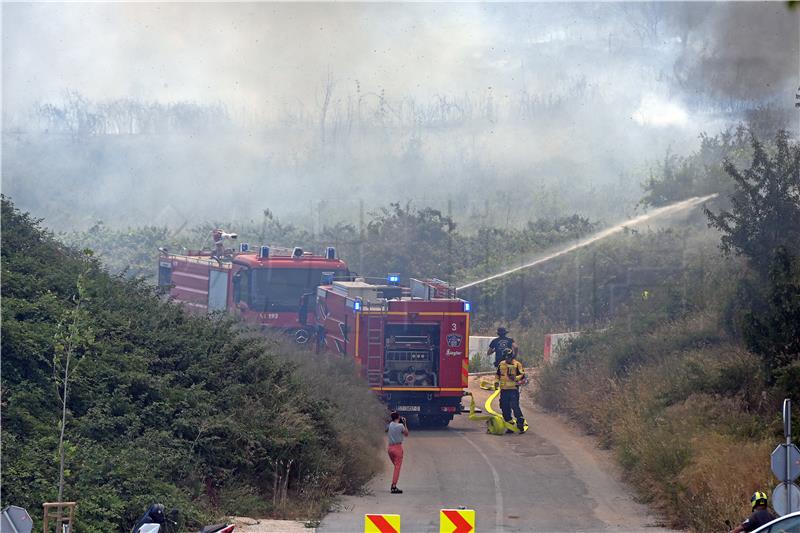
[2,2,797,231]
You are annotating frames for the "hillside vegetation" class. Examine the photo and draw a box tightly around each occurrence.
[536,130,800,532]
[1,197,385,531]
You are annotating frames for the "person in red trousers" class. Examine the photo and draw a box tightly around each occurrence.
[386,412,409,493]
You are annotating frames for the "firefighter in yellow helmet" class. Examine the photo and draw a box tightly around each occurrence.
[495,348,525,433]
[730,491,775,533]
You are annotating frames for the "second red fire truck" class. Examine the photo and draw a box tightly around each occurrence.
[159,230,349,343]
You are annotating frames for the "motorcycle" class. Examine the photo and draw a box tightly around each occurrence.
[132,503,235,533]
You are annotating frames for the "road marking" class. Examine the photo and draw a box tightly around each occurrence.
[457,431,504,532]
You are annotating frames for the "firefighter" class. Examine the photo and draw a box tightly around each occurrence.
[495,348,525,433]
[729,492,776,533]
[488,327,518,367]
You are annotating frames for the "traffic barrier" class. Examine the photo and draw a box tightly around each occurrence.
[440,509,475,533]
[365,513,400,533]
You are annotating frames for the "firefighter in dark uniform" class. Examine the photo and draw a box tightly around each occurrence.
[488,327,518,367]
[730,492,776,533]
[495,348,526,433]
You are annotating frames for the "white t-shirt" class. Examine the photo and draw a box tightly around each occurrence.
[387,421,405,445]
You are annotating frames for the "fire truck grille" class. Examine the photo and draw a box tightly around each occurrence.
[385,350,431,362]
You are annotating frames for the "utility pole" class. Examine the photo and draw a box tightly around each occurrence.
[359,199,365,274]
[574,251,581,330]
[447,197,453,281]
[310,199,315,239]
[483,199,490,322]
[592,251,597,328]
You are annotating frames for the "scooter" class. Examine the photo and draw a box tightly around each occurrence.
[132,503,235,533]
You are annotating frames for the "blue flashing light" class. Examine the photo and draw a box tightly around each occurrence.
[259,245,270,258]
[326,246,336,259]
[239,243,250,252]
[353,300,362,311]
[464,301,471,312]
[387,273,401,285]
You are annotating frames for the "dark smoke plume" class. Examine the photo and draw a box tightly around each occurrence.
[672,2,799,105]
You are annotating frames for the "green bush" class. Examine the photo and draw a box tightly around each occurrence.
[468,352,494,373]
[1,197,385,531]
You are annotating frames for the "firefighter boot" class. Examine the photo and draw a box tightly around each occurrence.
[516,418,526,433]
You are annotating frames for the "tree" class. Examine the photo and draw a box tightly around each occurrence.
[53,266,95,505]
[740,246,800,371]
[362,203,457,281]
[641,151,696,207]
[705,130,800,277]
[641,126,751,207]
[705,130,800,372]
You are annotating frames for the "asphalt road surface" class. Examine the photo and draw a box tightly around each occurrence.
[319,375,677,533]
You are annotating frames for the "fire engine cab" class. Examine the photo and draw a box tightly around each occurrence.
[315,277,471,426]
[158,230,349,343]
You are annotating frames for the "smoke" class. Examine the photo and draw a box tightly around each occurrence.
[1,3,796,232]
[2,3,498,117]
[672,2,799,105]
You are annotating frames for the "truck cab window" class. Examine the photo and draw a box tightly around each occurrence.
[233,268,251,304]
[158,261,172,287]
[251,268,348,313]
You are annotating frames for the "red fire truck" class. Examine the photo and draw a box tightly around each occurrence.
[158,230,349,343]
[315,277,471,426]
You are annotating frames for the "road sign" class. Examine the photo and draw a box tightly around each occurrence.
[772,444,800,482]
[440,509,475,533]
[1,506,33,533]
[772,483,800,516]
[365,514,400,533]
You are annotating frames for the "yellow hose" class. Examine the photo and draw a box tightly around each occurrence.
[465,379,528,435]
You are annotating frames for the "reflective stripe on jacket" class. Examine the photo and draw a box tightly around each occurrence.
[496,359,525,389]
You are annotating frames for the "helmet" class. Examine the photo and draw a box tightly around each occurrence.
[751,491,768,509]
[497,327,508,336]
[503,348,514,358]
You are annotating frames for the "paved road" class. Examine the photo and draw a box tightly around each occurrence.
[319,376,676,533]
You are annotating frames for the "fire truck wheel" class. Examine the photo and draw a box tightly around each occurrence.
[294,328,311,344]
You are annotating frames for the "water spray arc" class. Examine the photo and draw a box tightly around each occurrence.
[457,194,718,291]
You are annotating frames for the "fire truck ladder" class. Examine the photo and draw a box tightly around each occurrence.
[365,304,386,388]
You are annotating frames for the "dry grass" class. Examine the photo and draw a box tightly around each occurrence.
[536,313,777,532]
[678,433,774,532]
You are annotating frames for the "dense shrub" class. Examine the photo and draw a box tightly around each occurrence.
[1,197,385,531]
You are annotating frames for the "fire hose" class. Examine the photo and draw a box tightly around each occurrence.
[464,379,528,435]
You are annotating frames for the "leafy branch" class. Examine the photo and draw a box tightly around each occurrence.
[53,263,96,504]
